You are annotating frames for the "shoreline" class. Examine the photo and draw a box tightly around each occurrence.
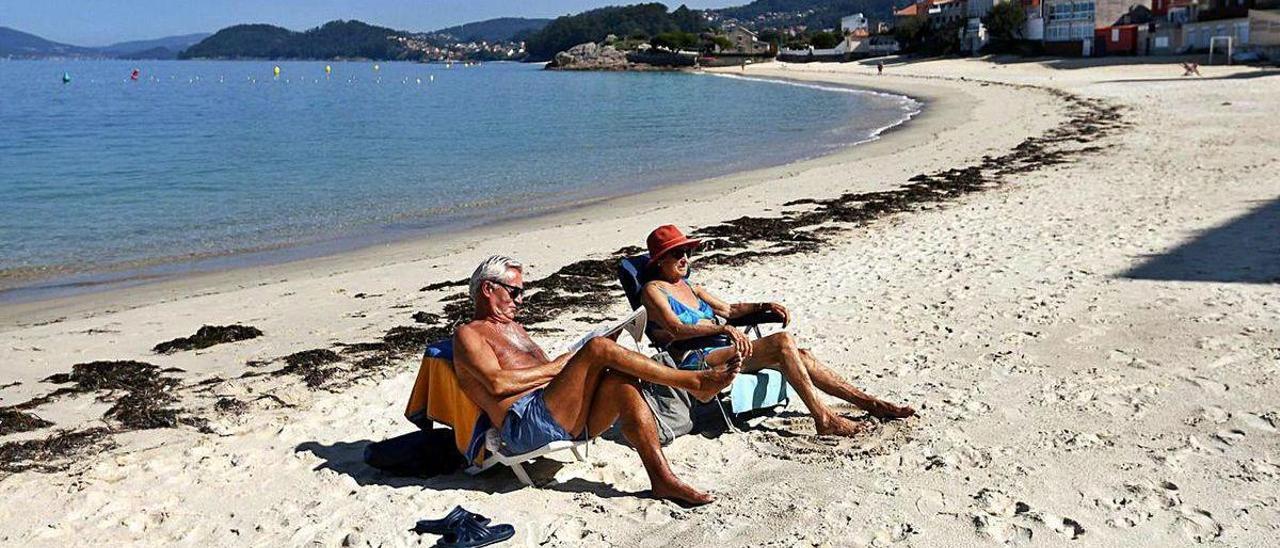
[0,69,959,330]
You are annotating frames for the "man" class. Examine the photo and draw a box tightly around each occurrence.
[452,255,739,506]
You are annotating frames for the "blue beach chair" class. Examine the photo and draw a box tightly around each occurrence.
[617,255,793,432]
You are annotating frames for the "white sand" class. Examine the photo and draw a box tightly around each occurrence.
[1,57,1277,546]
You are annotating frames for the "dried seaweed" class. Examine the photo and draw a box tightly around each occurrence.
[0,408,53,435]
[152,324,263,354]
[411,311,442,324]
[40,361,187,431]
[0,428,113,474]
[419,278,468,292]
[213,397,248,415]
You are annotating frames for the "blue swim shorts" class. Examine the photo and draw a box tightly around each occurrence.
[678,346,732,370]
[499,388,580,455]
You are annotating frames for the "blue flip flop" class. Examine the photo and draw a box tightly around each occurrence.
[414,506,491,536]
[435,517,515,548]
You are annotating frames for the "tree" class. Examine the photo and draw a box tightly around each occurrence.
[652,31,698,51]
[809,31,841,49]
[709,35,734,52]
[984,1,1027,43]
[893,15,927,51]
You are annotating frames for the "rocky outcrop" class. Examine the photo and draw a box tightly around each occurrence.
[548,42,629,70]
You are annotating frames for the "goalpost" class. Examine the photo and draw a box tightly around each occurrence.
[1208,36,1234,65]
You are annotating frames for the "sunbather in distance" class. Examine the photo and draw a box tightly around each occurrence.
[452,255,739,506]
[640,225,916,437]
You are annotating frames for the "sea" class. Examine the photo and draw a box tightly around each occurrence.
[0,59,920,302]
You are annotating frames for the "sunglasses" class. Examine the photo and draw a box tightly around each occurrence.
[667,249,693,261]
[487,279,525,301]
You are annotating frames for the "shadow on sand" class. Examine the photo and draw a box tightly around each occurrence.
[1122,197,1280,284]
[296,438,634,499]
[295,404,805,497]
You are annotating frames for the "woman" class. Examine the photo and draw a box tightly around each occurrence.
[639,224,915,437]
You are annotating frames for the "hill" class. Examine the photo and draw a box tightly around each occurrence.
[180,20,427,60]
[710,0,899,30]
[99,33,210,59]
[430,17,551,43]
[524,3,706,61]
[0,26,100,58]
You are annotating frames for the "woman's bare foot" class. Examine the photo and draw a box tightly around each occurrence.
[814,414,870,437]
[688,358,740,402]
[651,476,715,507]
[866,401,916,420]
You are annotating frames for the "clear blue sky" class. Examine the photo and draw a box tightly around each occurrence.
[5,0,728,47]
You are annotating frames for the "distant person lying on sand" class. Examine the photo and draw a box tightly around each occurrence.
[1182,62,1202,77]
[452,255,739,506]
[640,225,915,436]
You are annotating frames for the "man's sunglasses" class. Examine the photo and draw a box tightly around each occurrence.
[488,280,525,301]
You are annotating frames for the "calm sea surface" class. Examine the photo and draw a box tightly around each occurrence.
[0,60,919,301]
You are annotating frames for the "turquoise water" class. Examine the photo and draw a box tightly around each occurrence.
[0,60,918,300]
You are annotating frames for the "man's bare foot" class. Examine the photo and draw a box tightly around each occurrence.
[688,359,739,402]
[651,477,715,507]
[867,401,916,420]
[814,414,870,437]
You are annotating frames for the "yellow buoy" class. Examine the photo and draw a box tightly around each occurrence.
[325,65,332,75]
[273,65,281,77]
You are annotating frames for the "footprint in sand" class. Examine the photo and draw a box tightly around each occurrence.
[1175,508,1223,543]
[1213,428,1247,446]
[1239,412,1278,434]
[971,514,1034,544]
[1030,511,1086,540]
[915,489,947,516]
[850,522,915,546]
[1097,480,1181,528]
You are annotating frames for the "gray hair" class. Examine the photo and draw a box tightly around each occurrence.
[469,255,523,302]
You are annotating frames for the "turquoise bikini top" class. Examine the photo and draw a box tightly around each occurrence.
[662,287,715,326]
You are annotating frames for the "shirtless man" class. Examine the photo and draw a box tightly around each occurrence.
[451,255,739,506]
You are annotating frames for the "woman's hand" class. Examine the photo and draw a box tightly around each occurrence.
[721,325,752,359]
[764,302,790,328]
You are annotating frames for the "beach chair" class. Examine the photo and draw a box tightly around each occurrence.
[405,339,591,486]
[616,254,793,432]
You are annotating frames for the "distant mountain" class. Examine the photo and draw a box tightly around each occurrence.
[430,17,551,43]
[710,0,899,30]
[99,33,210,59]
[0,26,100,58]
[180,20,430,60]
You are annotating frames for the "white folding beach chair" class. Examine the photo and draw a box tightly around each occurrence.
[465,431,591,486]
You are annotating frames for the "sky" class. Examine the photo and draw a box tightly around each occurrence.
[3,0,728,47]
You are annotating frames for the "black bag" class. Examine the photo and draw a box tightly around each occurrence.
[642,352,694,446]
[363,428,463,477]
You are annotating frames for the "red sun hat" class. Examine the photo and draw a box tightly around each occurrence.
[646,224,701,263]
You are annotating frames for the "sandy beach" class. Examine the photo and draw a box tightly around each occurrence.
[1,57,1277,546]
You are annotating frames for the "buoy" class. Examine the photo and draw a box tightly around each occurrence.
[130,68,140,81]
[62,72,71,84]
[325,65,332,76]
[273,65,281,77]
[373,64,380,71]
[416,77,421,84]
[429,74,434,82]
